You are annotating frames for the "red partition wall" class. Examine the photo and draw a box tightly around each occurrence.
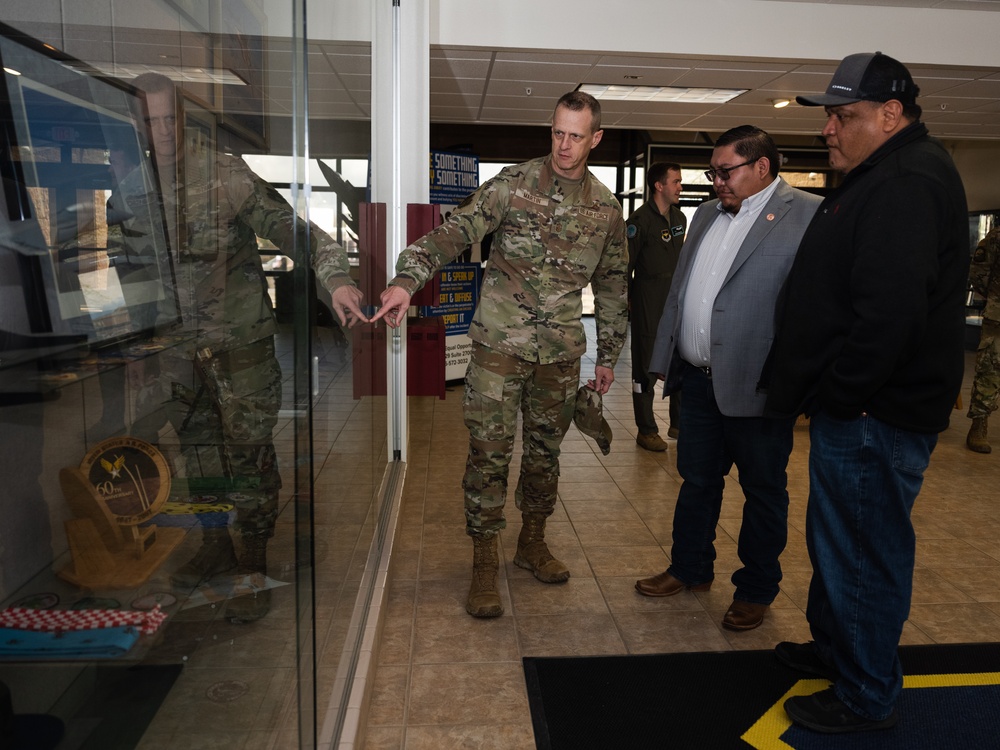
[405,204,445,398]
[353,202,387,399]
[352,203,446,399]
[406,204,441,308]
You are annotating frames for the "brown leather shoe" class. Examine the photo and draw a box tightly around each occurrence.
[635,570,711,597]
[636,432,668,452]
[722,600,769,631]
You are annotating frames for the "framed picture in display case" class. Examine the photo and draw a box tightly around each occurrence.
[0,22,178,363]
[214,0,267,150]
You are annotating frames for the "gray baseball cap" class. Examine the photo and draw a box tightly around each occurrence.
[797,52,918,107]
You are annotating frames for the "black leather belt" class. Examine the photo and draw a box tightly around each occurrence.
[685,360,712,377]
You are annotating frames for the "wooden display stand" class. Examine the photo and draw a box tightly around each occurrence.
[57,439,183,590]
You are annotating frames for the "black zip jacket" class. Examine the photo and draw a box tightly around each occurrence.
[763,121,969,434]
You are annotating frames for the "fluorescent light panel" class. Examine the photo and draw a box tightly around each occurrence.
[579,83,746,103]
[79,61,246,86]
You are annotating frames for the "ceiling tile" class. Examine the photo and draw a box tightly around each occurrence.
[489,60,595,84]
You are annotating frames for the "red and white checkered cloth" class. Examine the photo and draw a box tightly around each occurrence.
[0,606,167,636]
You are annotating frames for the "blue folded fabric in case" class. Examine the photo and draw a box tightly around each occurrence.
[0,626,140,659]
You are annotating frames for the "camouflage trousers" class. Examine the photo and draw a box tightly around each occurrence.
[157,338,283,535]
[462,342,581,539]
[969,320,1000,419]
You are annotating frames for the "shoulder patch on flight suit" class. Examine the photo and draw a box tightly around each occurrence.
[627,224,638,238]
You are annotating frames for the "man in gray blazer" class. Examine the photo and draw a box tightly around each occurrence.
[634,125,821,631]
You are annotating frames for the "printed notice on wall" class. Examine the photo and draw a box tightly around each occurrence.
[427,152,480,379]
[420,262,481,380]
[429,151,479,205]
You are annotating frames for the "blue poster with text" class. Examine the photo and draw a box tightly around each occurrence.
[429,151,479,205]
[419,262,481,335]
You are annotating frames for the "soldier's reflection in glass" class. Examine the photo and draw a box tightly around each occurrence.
[123,73,366,623]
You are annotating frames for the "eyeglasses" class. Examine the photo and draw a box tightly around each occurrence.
[704,159,757,182]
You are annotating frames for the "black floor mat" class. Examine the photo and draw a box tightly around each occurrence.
[523,643,1000,750]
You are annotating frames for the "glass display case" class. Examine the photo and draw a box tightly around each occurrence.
[0,6,382,749]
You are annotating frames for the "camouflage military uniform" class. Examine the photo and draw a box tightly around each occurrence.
[126,153,353,533]
[390,156,628,537]
[626,201,686,436]
[968,227,1000,419]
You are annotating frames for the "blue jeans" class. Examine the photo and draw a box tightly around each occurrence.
[667,365,795,604]
[806,411,937,720]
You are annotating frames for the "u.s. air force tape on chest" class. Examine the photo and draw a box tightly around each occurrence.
[576,207,609,220]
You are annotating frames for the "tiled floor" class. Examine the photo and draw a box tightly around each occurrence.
[361,323,1000,749]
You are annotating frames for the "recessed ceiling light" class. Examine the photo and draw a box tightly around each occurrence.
[579,83,747,104]
[772,98,791,108]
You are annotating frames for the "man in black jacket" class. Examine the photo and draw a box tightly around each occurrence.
[763,52,969,734]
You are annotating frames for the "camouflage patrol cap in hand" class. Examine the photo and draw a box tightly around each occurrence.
[573,385,612,455]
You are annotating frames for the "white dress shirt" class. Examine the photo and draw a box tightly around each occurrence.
[678,177,782,367]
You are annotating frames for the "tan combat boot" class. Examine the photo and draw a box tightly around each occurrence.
[513,512,570,583]
[228,532,271,624]
[466,536,503,618]
[967,417,992,454]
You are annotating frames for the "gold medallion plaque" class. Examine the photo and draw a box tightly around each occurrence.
[79,437,171,526]
[58,438,183,590]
